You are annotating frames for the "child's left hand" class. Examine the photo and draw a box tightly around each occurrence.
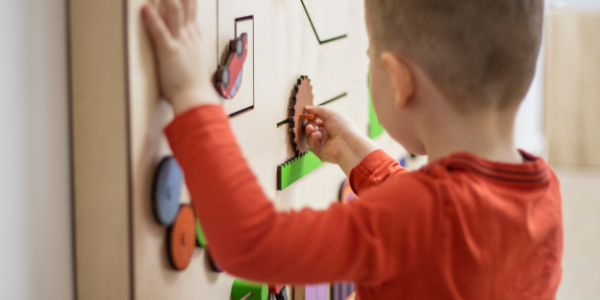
[142,0,220,115]
[305,106,380,176]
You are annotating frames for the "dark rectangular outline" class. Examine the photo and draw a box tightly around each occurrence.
[217,14,255,118]
[300,0,348,44]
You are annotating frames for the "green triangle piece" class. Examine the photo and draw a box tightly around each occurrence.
[368,84,384,139]
[277,151,323,190]
[231,279,268,300]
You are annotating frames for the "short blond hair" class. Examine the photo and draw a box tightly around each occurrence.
[366,0,544,109]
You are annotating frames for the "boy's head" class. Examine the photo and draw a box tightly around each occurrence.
[365,0,544,155]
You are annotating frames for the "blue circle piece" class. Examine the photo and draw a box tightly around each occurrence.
[152,156,183,227]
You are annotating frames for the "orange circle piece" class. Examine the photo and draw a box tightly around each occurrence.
[167,205,196,271]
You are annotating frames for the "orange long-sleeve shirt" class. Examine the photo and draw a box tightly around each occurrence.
[166,105,563,299]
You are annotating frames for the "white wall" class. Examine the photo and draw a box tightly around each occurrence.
[0,0,73,299]
[549,0,600,10]
[514,53,547,157]
[514,0,600,157]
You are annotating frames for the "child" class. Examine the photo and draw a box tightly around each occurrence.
[142,0,562,298]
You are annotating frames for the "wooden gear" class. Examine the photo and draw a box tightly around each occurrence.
[289,76,315,155]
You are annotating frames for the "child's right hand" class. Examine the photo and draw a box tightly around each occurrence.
[142,0,220,115]
[305,106,380,176]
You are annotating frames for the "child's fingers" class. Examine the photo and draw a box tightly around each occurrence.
[142,4,173,50]
[161,0,185,36]
[307,131,323,152]
[181,0,197,24]
[305,106,336,121]
[305,123,319,136]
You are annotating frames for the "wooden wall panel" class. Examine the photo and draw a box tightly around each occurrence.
[70,0,131,299]
[72,0,406,299]
[545,11,600,166]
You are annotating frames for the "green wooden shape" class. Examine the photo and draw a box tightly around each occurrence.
[368,84,384,139]
[195,218,207,247]
[231,279,268,300]
[277,151,323,190]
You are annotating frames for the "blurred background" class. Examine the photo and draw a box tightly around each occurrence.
[1,0,599,299]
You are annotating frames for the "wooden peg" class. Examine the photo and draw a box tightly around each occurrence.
[240,292,252,300]
[299,114,315,120]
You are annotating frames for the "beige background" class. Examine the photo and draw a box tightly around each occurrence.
[545,10,600,166]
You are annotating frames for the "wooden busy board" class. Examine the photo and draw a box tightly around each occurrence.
[69,0,406,299]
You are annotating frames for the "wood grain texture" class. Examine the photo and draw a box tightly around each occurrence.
[70,0,131,299]
[72,0,407,299]
[545,10,600,166]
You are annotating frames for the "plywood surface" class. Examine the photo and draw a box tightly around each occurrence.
[545,10,600,166]
[70,0,131,299]
[73,0,406,299]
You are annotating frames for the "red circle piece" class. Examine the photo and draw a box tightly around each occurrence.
[167,205,196,271]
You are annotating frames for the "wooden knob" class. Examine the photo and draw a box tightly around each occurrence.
[166,205,196,271]
[152,156,183,226]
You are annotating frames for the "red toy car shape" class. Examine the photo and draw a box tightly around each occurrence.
[215,33,248,99]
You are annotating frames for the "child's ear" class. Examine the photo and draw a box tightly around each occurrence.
[381,52,414,110]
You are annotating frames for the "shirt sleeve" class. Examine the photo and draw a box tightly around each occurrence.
[349,149,407,195]
[165,105,438,285]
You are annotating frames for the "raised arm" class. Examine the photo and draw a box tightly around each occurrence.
[166,105,439,285]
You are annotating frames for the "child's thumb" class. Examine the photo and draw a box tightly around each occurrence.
[305,106,336,120]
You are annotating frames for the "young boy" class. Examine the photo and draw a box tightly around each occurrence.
[142,0,562,298]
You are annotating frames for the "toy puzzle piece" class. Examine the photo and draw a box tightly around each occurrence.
[338,179,358,204]
[268,284,283,294]
[277,151,323,190]
[331,282,355,300]
[289,76,315,156]
[274,286,289,300]
[231,279,268,300]
[195,218,207,247]
[166,205,196,271]
[303,284,328,300]
[215,33,248,99]
[152,156,183,226]
[206,247,223,273]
